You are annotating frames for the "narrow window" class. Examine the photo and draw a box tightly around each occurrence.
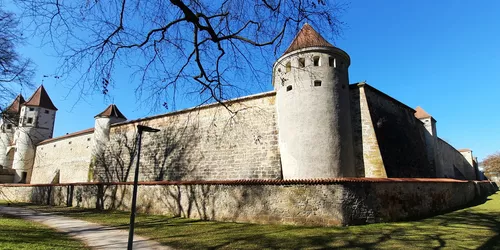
[27,118,33,124]
[20,172,27,183]
[313,56,321,66]
[329,57,336,67]
[314,80,322,87]
[286,85,293,91]
[29,107,34,111]
[44,110,49,114]
[285,62,291,72]
[6,124,12,129]
[298,58,305,68]
[340,61,345,69]
[87,138,91,141]
[68,141,72,144]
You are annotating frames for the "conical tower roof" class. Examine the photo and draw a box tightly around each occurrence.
[283,23,336,55]
[95,104,126,120]
[24,85,58,110]
[3,94,25,114]
[414,106,432,119]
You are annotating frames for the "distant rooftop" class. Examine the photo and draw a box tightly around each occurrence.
[4,94,25,114]
[414,106,432,119]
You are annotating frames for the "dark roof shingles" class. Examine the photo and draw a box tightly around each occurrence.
[24,85,58,110]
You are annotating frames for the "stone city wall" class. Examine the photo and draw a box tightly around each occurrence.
[437,138,476,180]
[0,179,496,226]
[362,84,432,178]
[95,92,281,182]
[31,131,94,184]
[350,84,387,178]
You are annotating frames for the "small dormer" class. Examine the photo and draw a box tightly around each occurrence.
[415,106,437,136]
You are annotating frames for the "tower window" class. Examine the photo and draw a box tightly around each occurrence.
[286,85,293,91]
[6,124,12,129]
[313,56,321,66]
[314,80,322,87]
[285,62,291,72]
[27,118,33,124]
[29,107,34,111]
[44,110,49,114]
[329,57,336,67]
[298,58,305,68]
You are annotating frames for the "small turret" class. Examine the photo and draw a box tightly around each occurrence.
[273,24,355,179]
[92,104,127,157]
[415,106,442,177]
[12,86,57,183]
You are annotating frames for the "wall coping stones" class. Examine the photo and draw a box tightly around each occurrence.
[1,178,492,187]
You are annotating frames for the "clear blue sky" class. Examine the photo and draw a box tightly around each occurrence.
[6,0,500,161]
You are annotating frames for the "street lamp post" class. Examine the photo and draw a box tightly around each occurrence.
[128,125,160,250]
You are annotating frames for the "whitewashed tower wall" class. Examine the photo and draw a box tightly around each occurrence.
[273,24,355,179]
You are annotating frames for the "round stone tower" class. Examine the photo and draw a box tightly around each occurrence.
[273,24,355,179]
[0,94,25,169]
[12,86,57,183]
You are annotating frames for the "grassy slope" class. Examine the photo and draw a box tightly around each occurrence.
[3,192,499,249]
[0,213,89,250]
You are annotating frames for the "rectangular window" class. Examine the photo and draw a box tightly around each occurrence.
[6,124,12,129]
[298,58,305,68]
[27,118,33,124]
[313,56,320,66]
[29,107,34,111]
[329,57,336,67]
[314,80,322,87]
[44,110,49,114]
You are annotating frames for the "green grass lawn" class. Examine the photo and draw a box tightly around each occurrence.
[0,213,89,250]
[3,192,500,249]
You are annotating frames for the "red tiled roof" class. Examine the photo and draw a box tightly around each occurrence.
[38,128,94,145]
[283,23,335,55]
[95,104,126,120]
[3,94,25,114]
[414,106,432,119]
[458,149,472,152]
[24,85,58,110]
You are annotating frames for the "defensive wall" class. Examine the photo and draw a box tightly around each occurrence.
[26,84,479,184]
[0,179,496,226]
[437,138,477,179]
[31,129,94,184]
[96,91,281,182]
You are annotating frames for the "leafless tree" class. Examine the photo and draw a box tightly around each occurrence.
[483,152,500,177]
[0,5,34,108]
[15,0,345,110]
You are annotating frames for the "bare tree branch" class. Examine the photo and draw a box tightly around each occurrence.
[14,0,345,110]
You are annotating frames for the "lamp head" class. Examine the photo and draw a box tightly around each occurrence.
[137,125,160,133]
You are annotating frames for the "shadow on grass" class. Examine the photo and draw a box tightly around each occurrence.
[4,195,500,250]
[0,213,88,249]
